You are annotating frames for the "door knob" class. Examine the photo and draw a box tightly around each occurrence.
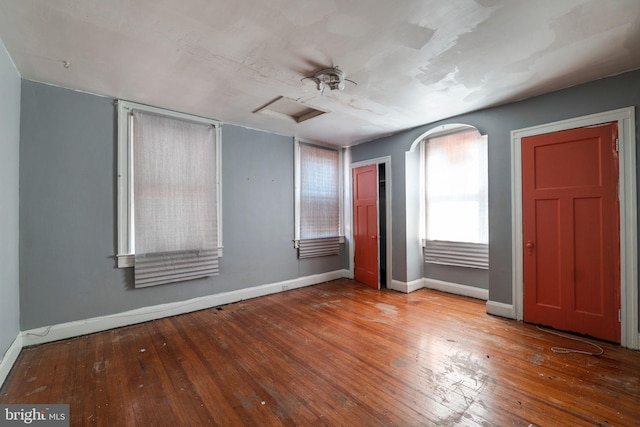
[371,235,377,240]
[526,240,534,254]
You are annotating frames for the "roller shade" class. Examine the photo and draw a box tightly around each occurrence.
[297,142,342,258]
[424,240,488,269]
[132,110,219,287]
[298,237,341,259]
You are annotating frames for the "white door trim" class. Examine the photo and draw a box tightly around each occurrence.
[511,107,638,349]
[349,157,392,288]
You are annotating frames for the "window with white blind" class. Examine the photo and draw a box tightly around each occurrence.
[294,140,343,258]
[116,101,222,287]
[422,127,488,269]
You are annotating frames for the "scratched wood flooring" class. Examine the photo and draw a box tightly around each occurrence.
[2,279,639,426]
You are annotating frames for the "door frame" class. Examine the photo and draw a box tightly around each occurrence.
[511,107,637,349]
[349,157,392,287]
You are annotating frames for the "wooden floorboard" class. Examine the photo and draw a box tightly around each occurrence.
[2,279,639,426]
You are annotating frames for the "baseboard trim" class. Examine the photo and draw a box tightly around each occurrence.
[423,278,489,301]
[21,269,349,347]
[486,300,516,319]
[389,278,424,293]
[0,334,23,389]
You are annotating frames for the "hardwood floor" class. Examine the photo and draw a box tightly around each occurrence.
[2,279,639,426]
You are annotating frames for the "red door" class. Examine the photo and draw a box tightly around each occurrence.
[353,165,379,289]
[522,123,620,342]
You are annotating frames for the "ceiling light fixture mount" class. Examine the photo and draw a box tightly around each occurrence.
[302,66,357,95]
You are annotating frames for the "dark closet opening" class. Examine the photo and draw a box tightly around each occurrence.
[378,163,387,287]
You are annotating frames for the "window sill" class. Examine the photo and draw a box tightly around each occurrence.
[117,254,134,268]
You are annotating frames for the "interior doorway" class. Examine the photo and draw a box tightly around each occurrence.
[378,163,387,287]
[350,157,392,289]
[353,164,379,289]
[521,123,620,342]
[511,107,638,349]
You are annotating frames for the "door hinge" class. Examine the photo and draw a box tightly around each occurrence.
[618,309,621,322]
[615,138,619,152]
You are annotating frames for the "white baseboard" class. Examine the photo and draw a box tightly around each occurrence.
[388,280,407,292]
[21,269,349,347]
[0,334,23,389]
[389,278,424,293]
[390,278,490,299]
[486,300,516,319]
[423,278,489,301]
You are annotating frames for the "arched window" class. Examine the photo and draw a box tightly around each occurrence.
[421,125,488,269]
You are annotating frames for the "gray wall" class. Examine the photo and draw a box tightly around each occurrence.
[14,69,640,331]
[0,40,21,360]
[351,68,640,305]
[19,81,346,330]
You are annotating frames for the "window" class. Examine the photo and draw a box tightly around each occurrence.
[422,127,488,268]
[294,139,343,258]
[117,101,222,287]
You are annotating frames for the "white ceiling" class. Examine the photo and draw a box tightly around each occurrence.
[1,0,639,146]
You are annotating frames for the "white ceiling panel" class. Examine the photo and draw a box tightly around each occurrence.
[1,0,638,146]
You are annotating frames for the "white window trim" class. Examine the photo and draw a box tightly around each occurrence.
[293,138,344,247]
[417,124,489,269]
[116,100,223,268]
[417,123,481,243]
